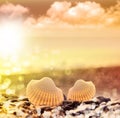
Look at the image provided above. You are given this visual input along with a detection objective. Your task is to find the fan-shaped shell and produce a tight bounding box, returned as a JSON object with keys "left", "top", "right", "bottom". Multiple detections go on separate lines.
{"left": 26, "top": 77, "right": 64, "bottom": 107}
{"left": 67, "top": 79, "right": 96, "bottom": 102}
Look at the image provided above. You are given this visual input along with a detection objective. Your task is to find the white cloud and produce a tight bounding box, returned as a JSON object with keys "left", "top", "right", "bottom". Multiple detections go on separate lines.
{"left": 47, "top": 1, "right": 105, "bottom": 25}
{"left": 0, "top": 3, "right": 29, "bottom": 20}
{"left": 47, "top": 1, "right": 71, "bottom": 19}
{"left": 45, "top": 1, "right": 120, "bottom": 27}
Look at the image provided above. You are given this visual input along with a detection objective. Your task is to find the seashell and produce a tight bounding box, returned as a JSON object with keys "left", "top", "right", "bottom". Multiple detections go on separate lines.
{"left": 67, "top": 79, "right": 96, "bottom": 102}
{"left": 26, "top": 77, "right": 64, "bottom": 107}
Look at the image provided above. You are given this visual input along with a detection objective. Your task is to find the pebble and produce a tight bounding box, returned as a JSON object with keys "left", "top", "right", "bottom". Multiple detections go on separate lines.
{"left": 97, "top": 96, "right": 111, "bottom": 103}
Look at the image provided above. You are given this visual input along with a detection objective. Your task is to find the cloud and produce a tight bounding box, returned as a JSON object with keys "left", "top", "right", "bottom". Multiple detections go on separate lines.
{"left": 0, "top": 1, "right": 120, "bottom": 28}
{"left": 44, "top": 1, "right": 120, "bottom": 28}
{"left": 0, "top": 3, "right": 29, "bottom": 20}
{"left": 24, "top": 17, "right": 36, "bottom": 26}
{"left": 47, "top": 1, "right": 105, "bottom": 25}
{"left": 105, "top": 1, "right": 120, "bottom": 26}
{"left": 47, "top": 1, "right": 71, "bottom": 19}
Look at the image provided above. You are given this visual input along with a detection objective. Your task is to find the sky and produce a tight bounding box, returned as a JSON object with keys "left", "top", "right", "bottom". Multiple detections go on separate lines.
{"left": 0, "top": 0, "right": 118, "bottom": 16}
{"left": 0, "top": 0, "right": 120, "bottom": 74}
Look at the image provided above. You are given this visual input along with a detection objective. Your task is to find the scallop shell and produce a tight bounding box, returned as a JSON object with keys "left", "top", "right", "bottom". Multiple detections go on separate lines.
{"left": 67, "top": 79, "right": 96, "bottom": 102}
{"left": 26, "top": 77, "right": 64, "bottom": 107}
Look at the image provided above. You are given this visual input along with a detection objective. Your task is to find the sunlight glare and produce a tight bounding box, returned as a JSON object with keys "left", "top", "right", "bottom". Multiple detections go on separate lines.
{"left": 0, "top": 22, "right": 23, "bottom": 56}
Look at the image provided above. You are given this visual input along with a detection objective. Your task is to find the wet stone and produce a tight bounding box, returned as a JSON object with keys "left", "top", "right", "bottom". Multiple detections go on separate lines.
{"left": 19, "top": 98, "right": 29, "bottom": 101}
{"left": 44, "top": 107, "right": 53, "bottom": 111}
{"left": 0, "top": 103, "right": 3, "bottom": 106}
{"left": 62, "top": 101, "right": 80, "bottom": 111}
{"left": 40, "top": 108, "right": 45, "bottom": 114}
{"left": 111, "top": 102, "right": 120, "bottom": 106}
{"left": 89, "top": 115, "right": 100, "bottom": 118}
{"left": 63, "top": 105, "right": 73, "bottom": 111}
{"left": 21, "top": 109, "right": 26, "bottom": 113}
{"left": 61, "top": 101, "right": 73, "bottom": 106}
{"left": 97, "top": 96, "right": 111, "bottom": 103}
{"left": 84, "top": 101, "right": 100, "bottom": 106}
{"left": 84, "top": 101, "right": 95, "bottom": 104}
{"left": 40, "top": 107, "right": 53, "bottom": 115}
{"left": 76, "top": 111, "right": 84, "bottom": 115}
{"left": 10, "top": 103, "right": 16, "bottom": 107}
{"left": 24, "top": 101, "right": 31, "bottom": 106}
{"left": 71, "top": 113, "right": 77, "bottom": 116}
{"left": 13, "top": 112, "right": 17, "bottom": 115}
{"left": 71, "top": 101, "right": 81, "bottom": 108}
{"left": 10, "top": 99, "right": 19, "bottom": 102}
{"left": 2, "top": 94, "right": 18, "bottom": 99}
{"left": 103, "top": 106, "right": 109, "bottom": 112}
{"left": 20, "top": 102, "right": 31, "bottom": 109}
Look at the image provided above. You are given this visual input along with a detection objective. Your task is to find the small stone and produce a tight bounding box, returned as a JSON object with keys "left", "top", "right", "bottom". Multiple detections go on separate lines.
{"left": 84, "top": 101, "right": 95, "bottom": 104}
{"left": 10, "top": 103, "right": 16, "bottom": 107}
{"left": 103, "top": 106, "right": 109, "bottom": 112}
{"left": 111, "top": 102, "right": 120, "bottom": 106}
{"left": 13, "top": 111, "right": 17, "bottom": 115}
{"left": 71, "top": 113, "right": 77, "bottom": 116}
{"left": 11, "top": 99, "right": 18, "bottom": 102}
{"left": 97, "top": 96, "right": 111, "bottom": 103}
{"left": 0, "top": 103, "right": 3, "bottom": 106}
{"left": 20, "top": 98, "right": 29, "bottom": 101}
{"left": 25, "top": 102, "right": 31, "bottom": 106}
{"left": 89, "top": 115, "right": 99, "bottom": 118}
{"left": 76, "top": 111, "right": 84, "bottom": 115}
{"left": 62, "top": 101, "right": 73, "bottom": 106}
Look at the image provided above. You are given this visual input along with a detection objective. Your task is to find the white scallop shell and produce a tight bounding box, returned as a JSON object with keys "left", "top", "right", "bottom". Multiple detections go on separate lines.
{"left": 26, "top": 77, "right": 64, "bottom": 106}
{"left": 67, "top": 79, "right": 96, "bottom": 101}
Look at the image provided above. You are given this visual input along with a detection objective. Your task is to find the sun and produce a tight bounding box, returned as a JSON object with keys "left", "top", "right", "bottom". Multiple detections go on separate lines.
{"left": 0, "top": 22, "right": 23, "bottom": 56}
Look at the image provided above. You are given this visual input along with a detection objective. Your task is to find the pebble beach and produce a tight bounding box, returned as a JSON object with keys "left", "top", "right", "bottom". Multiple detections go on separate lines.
{"left": 0, "top": 94, "right": 120, "bottom": 118}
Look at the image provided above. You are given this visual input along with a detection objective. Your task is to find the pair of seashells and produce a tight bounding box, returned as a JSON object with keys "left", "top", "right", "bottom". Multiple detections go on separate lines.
{"left": 26, "top": 77, "right": 96, "bottom": 107}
